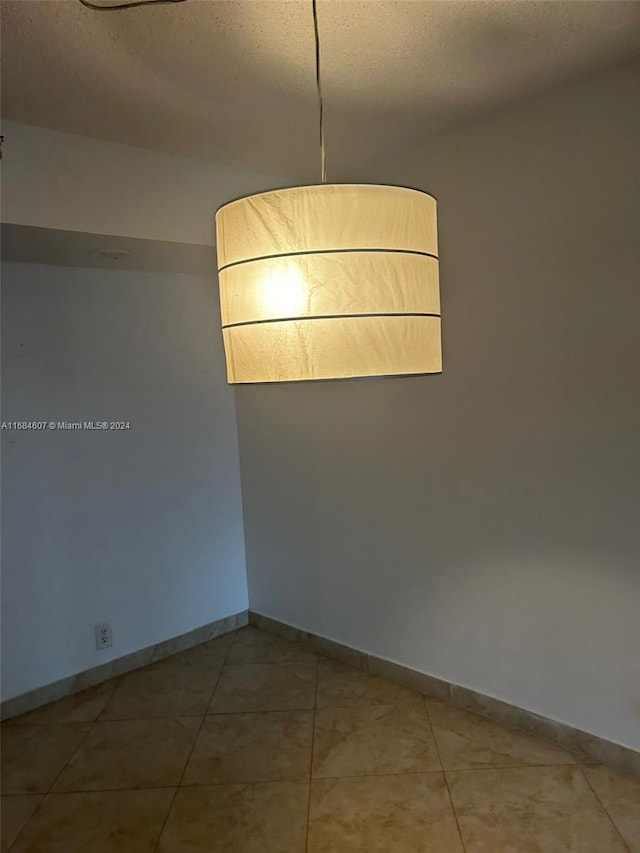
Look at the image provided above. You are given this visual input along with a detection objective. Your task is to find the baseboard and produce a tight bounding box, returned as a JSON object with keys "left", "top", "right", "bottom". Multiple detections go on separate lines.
{"left": 0, "top": 609, "right": 249, "bottom": 721}
{"left": 249, "top": 610, "right": 640, "bottom": 779}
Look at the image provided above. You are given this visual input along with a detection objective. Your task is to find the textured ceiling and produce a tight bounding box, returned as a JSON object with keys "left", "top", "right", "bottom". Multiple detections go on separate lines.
{"left": 2, "top": 0, "right": 640, "bottom": 180}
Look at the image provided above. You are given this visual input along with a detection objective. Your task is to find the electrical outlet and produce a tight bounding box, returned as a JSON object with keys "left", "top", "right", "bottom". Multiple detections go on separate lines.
{"left": 95, "top": 621, "right": 113, "bottom": 650}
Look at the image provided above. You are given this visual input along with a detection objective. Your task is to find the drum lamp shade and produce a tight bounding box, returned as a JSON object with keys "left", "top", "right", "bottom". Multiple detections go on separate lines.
{"left": 215, "top": 184, "right": 441, "bottom": 383}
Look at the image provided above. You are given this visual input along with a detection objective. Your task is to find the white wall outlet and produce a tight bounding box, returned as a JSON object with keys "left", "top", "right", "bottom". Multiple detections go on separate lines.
{"left": 95, "top": 621, "right": 113, "bottom": 650}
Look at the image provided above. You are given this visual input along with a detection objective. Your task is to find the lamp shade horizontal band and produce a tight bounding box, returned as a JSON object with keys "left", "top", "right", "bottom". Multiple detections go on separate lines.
{"left": 219, "top": 251, "right": 440, "bottom": 327}
{"left": 218, "top": 247, "right": 438, "bottom": 274}
{"left": 222, "top": 315, "right": 442, "bottom": 383}
{"left": 215, "top": 184, "right": 438, "bottom": 268}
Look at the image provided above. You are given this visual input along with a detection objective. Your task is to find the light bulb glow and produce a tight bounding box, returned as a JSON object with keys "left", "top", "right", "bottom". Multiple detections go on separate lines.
{"left": 258, "top": 264, "right": 308, "bottom": 318}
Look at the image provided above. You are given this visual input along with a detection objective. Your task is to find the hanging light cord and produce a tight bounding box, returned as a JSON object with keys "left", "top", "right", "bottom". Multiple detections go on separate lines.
{"left": 80, "top": 0, "right": 325, "bottom": 179}
{"left": 312, "top": 0, "right": 327, "bottom": 183}
{"left": 78, "top": 0, "right": 186, "bottom": 11}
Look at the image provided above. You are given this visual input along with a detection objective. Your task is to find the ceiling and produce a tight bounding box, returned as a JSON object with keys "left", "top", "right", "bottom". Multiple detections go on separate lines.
{"left": 2, "top": 0, "right": 640, "bottom": 181}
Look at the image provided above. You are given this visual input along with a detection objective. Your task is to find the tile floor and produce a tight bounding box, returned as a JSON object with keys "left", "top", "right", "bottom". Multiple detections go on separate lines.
{"left": 2, "top": 626, "right": 639, "bottom": 852}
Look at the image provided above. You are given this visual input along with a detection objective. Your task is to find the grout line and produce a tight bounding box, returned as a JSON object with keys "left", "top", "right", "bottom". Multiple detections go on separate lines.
{"left": 12, "top": 784, "right": 178, "bottom": 796}
{"left": 440, "top": 763, "right": 586, "bottom": 774}
{"left": 7, "top": 699, "right": 415, "bottom": 724}
{"left": 5, "top": 793, "right": 45, "bottom": 853}
{"left": 0, "top": 793, "right": 47, "bottom": 799}
{"left": 221, "top": 655, "right": 317, "bottom": 666}
{"left": 221, "top": 658, "right": 317, "bottom": 666}
{"left": 304, "top": 655, "right": 320, "bottom": 853}
{"left": 150, "top": 634, "right": 236, "bottom": 853}
{"left": 97, "top": 671, "right": 135, "bottom": 723}
{"left": 309, "top": 769, "right": 448, "bottom": 781}
{"left": 98, "top": 712, "right": 211, "bottom": 722}
{"left": 4, "top": 760, "right": 614, "bottom": 799}
{"left": 41, "top": 705, "right": 320, "bottom": 727}
{"left": 29, "top": 771, "right": 448, "bottom": 796}
{"left": 205, "top": 705, "right": 315, "bottom": 715}
{"left": 50, "top": 721, "right": 103, "bottom": 788}
{"left": 424, "top": 696, "right": 468, "bottom": 853}
{"left": 579, "top": 766, "right": 632, "bottom": 852}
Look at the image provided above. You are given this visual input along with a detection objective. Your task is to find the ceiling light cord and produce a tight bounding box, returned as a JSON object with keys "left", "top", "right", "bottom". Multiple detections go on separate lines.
{"left": 80, "top": 0, "right": 324, "bottom": 178}
{"left": 78, "top": 0, "right": 186, "bottom": 11}
{"left": 312, "top": 0, "right": 327, "bottom": 183}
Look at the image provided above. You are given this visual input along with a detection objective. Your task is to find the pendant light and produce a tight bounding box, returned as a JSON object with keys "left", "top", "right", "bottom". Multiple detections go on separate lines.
{"left": 218, "top": 1, "right": 440, "bottom": 383}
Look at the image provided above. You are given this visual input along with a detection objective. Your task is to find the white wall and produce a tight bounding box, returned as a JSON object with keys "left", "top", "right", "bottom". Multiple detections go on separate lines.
{"left": 1, "top": 121, "right": 284, "bottom": 245}
{"left": 1, "top": 261, "right": 248, "bottom": 701}
{"left": 235, "top": 63, "right": 640, "bottom": 749}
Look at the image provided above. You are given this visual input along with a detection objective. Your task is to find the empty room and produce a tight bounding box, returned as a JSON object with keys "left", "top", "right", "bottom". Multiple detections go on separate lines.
{"left": 1, "top": 0, "right": 639, "bottom": 850}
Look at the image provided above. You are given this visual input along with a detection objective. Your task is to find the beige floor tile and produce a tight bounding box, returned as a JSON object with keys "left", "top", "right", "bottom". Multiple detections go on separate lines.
{"left": 1, "top": 795, "right": 42, "bottom": 852}
{"left": 584, "top": 765, "right": 640, "bottom": 852}
{"left": 5, "top": 683, "right": 118, "bottom": 727}
{"left": 9, "top": 788, "right": 174, "bottom": 853}
{"left": 316, "top": 659, "right": 424, "bottom": 710}
{"left": 1, "top": 724, "right": 90, "bottom": 794}
{"left": 156, "top": 781, "right": 309, "bottom": 852}
{"left": 209, "top": 662, "right": 316, "bottom": 713}
{"left": 308, "top": 773, "right": 464, "bottom": 852}
{"left": 182, "top": 710, "right": 313, "bottom": 784}
{"left": 428, "top": 701, "right": 575, "bottom": 770}
{"left": 54, "top": 717, "right": 200, "bottom": 791}
{"left": 101, "top": 662, "right": 220, "bottom": 719}
{"left": 312, "top": 703, "right": 441, "bottom": 778}
{"left": 448, "top": 765, "right": 628, "bottom": 852}
{"left": 227, "top": 627, "right": 317, "bottom": 665}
